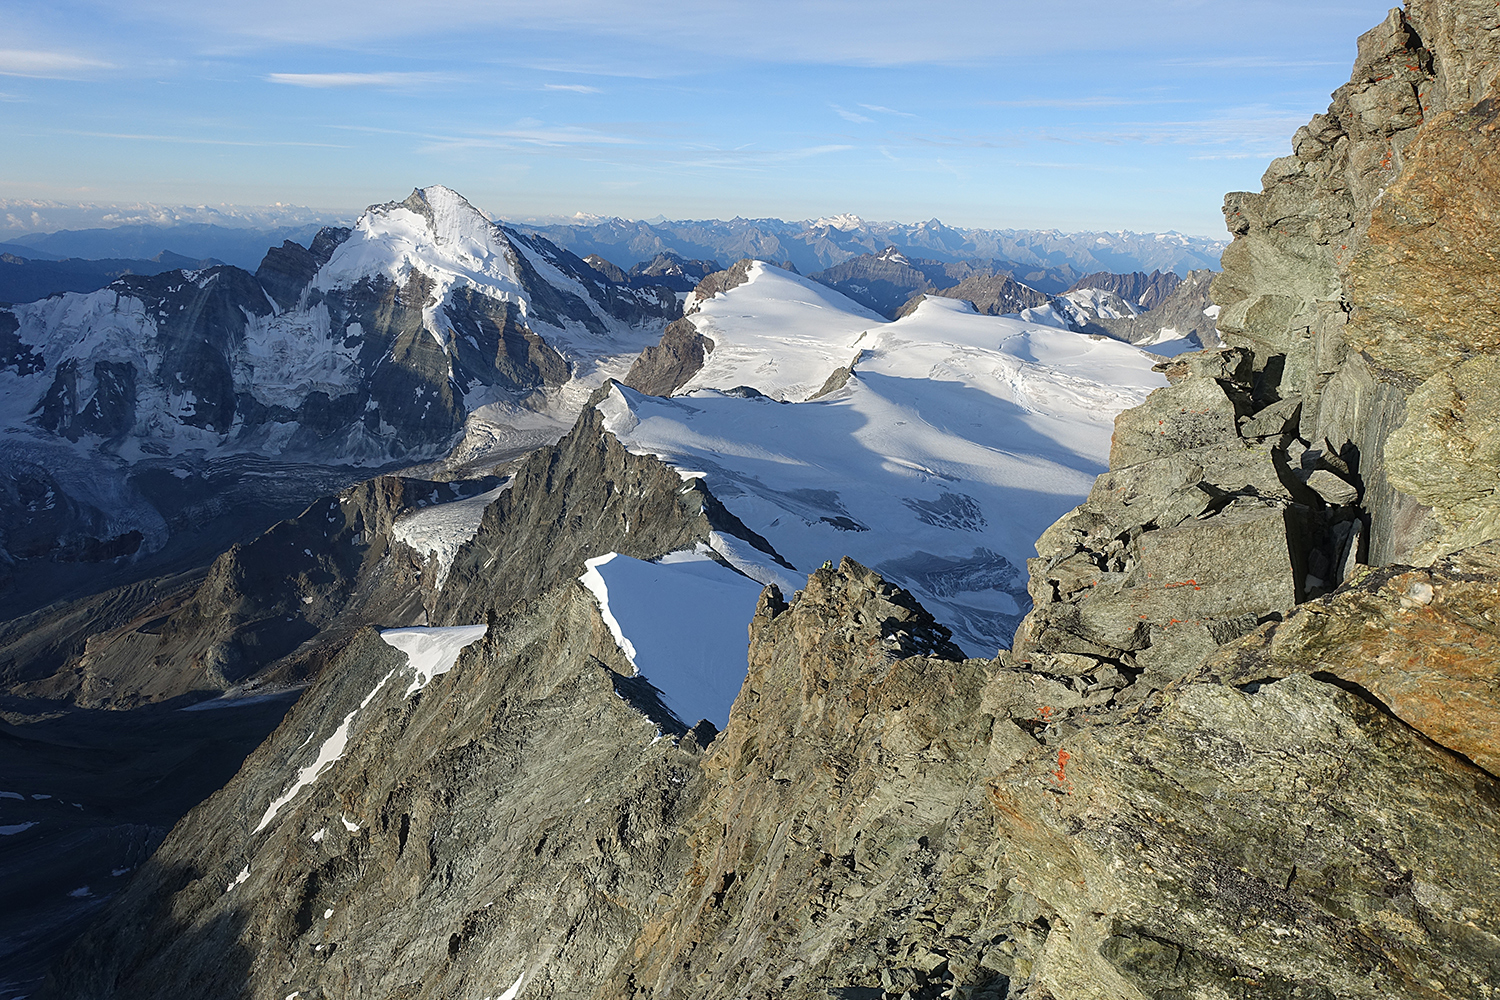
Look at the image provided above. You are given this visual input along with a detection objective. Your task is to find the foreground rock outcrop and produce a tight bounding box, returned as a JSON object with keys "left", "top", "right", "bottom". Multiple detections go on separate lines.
{"left": 1212, "top": 1, "right": 1500, "bottom": 566}
{"left": 602, "top": 557, "right": 1500, "bottom": 1000}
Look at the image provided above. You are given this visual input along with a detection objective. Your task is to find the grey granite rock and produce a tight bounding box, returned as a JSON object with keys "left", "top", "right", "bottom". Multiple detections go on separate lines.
{"left": 622, "top": 317, "right": 715, "bottom": 397}
{"left": 1108, "top": 376, "right": 1245, "bottom": 470}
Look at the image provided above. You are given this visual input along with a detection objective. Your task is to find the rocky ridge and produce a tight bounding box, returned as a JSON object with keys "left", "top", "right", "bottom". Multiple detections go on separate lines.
{"left": 37, "top": 383, "right": 761, "bottom": 1000}
{"left": 1212, "top": 1, "right": 1500, "bottom": 566}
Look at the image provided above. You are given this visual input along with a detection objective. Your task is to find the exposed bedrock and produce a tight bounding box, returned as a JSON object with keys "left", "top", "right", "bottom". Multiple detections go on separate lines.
{"left": 622, "top": 317, "right": 715, "bottom": 398}
{"left": 1212, "top": 0, "right": 1500, "bottom": 566}
{"left": 599, "top": 556, "right": 1500, "bottom": 1000}
{"left": 38, "top": 384, "right": 765, "bottom": 1000}
{"left": 0, "top": 473, "right": 486, "bottom": 709}
{"left": 431, "top": 384, "right": 785, "bottom": 627}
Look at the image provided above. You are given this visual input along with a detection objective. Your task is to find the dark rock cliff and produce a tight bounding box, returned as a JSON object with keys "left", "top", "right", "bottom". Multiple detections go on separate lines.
{"left": 622, "top": 318, "right": 715, "bottom": 398}
{"left": 1067, "top": 270, "right": 1181, "bottom": 312}
{"left": 1, "top": 474, "right": 501, "bottom": 709}
{"left": 600, "top": 556, "right": 1500, "bottom": 1000}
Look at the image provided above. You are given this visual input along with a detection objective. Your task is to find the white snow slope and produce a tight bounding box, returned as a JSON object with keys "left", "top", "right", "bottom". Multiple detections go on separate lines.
{"left": 678, "top": 261, "right": 885, "bottom": 401}
{"left": 597, "top": 267, "right": 1167, "bottom": 656}
{"left": 580, "top": 548, "right": 764, "bottom": 728}
{"left": 391, "top": 485, "right": 507, "bottom": 588}
{"left": 379, "top": 624, "right": 490, "bottom": 698}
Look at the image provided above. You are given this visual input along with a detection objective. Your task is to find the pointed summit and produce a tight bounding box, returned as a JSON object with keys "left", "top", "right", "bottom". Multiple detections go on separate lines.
{"left": 395, "top": 185, "right": 504, "bottom": 255}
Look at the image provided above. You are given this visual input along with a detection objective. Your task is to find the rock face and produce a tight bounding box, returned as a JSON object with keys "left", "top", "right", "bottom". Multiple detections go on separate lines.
{"left": 0, "top": 474, "right": 495, "bottom": 708}
{"left": 36, "top": 386, "right": 749, "bottom": 1000}
{"left": 628, "top": 252, "right": 724, "bottom": 292}
{"left": 1212, "top": 0, "right": 1500, "bottom": 565}
{"left": 622, "top": 318, "right": 715, "bottom": 397}
{"left": 599, "top": 558, "right": 1500, "bottom": 1000}
{"left": 929, "top": 272, "right": 1050, "bottom": 317}
{"left": 1055, "top": 269, "right": 1220, "bottom": 350}
{"left": 1067, "top": 270, "right": 1182, "bottom": 311}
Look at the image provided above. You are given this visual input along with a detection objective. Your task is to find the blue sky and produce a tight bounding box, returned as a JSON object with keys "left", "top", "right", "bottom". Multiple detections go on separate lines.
{"left": 1, "top": 1, "right": 1394, "bottom": 236}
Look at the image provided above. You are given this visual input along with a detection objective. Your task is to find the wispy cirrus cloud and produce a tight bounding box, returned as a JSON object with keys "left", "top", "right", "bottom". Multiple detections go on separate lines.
{"left": 0, "top": 49, "right": 113, "bottom": 79}
{"left": 986, "top": 96, "right": 1194, "bottom": 109}
{"left": 859, "top": 103, "right": 916, "bottom": 118}
{"left": 833, "top": 105, "right": 874, "bottom": 124}
{"left": 544, "top": 83, "right": 601, "bottom": 93}
{"left": 1163, "top": 55, "right": 1343, "bottom": 69}
{"left": 53, "top": 129, "right": 347, "bottom": 148}
{"left": 266, "top": 71, "right": 452, "bottom": 89}
{"left": 415, "top": 120, "right": 637, "bottom": 152}
{"left": 667, "top": 143, "right": 854, "bottom": 171}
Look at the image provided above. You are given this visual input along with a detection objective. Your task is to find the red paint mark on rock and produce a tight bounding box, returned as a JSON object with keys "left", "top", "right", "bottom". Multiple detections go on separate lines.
{"left": 1053, "top": 749, "right": 1072, "bottom": 791}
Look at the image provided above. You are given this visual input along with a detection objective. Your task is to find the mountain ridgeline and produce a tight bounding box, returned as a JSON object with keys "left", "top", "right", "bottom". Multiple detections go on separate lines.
{"left": 9, "top": 2, "right": 1500, "bottom": 996}
{"left": 0, "top": 187, "right": 684, "bottom": 620}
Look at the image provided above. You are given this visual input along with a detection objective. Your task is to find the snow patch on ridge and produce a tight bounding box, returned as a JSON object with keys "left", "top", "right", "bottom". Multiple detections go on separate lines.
{"left": 253, "top": 666, "right": 398, "bottom": 833}
{"left": 379, "top": 624, "right": 489, "bottom": 698}
{"left": 578, "top": 548, "right": 764, "bottom": 728}
{"left": 391, "top": 486, "right": 507, "bottom": 588}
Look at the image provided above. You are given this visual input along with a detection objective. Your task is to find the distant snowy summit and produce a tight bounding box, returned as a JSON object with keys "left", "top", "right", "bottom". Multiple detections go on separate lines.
{"left": 2, "top": 185, "right": 679, "bottom": 469}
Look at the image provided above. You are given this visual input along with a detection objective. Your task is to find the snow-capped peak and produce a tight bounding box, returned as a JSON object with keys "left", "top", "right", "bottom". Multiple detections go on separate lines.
{"left": 401, "top": 185, "right": 505, "bottom": 255}
{"left": 814, "top": 213, "right": 864, "bottom": 231}
{"left": 312, "top": 186, "right": 526, "bottom": 346}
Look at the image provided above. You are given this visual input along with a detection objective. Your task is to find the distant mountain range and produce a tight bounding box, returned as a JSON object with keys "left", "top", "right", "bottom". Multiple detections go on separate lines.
{"left": 4, "top": 223, "right": 330, "bottom": 271}
{"left": 512, "top": 214, "right": 1226, "bottom": 280}
{"left": 0, "top": 249, "right": 223, "bottom": 304}
{"left": 0, "top": 213, "right": 1225, "bottom": 286}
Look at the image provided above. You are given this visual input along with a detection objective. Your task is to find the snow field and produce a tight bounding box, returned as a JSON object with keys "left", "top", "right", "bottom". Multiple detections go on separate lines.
{"left": 379, "top": 624, "right": 490, "bottom": 698}
{"left": 597, "top": 290, "right": 1167, "bottom": 655}
{"left": 579, "top": 548, "right": 765, "bottom": 728}
{"left": 679, "top": 262, "right": 884, "bottom": 401}
{"left": 391, "top": 487, "right": 506, "bottom": 588}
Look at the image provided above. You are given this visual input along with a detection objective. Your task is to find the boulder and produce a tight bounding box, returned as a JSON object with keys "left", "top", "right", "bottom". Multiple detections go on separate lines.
{"left": 1202, "top": 540, "right": 1500, "bottom": 777}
